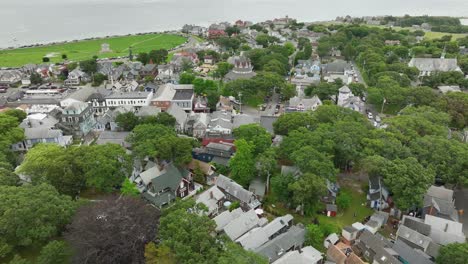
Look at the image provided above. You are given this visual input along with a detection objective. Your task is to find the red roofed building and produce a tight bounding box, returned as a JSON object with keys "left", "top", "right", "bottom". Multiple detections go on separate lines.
{"left": 208, "top": 29, "right": 227, "bottom": 39}
{"left": 201, "top": 138, "right": 235, "bottom": 148}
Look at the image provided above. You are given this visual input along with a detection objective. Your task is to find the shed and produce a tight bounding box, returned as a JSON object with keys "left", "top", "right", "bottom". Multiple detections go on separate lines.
{"left": 326, "top": 204, "right": 337, "bottom": 217}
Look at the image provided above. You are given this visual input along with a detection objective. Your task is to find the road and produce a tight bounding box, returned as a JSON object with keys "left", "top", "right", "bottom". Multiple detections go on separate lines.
{"left": 241, "top": 93, "right": 281, "bottom": 118}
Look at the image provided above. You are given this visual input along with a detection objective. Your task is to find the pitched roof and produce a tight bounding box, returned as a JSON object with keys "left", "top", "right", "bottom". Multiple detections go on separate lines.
{"left": 64, "top": 87, "right": 97, "bottom": 102}
{"left": 167, "top": 104, "right": 188, "bottom": 126}
{"left": 214, "top": 208, "right": 244, "bottom": 231}
{"left": 408, "top": 58, "right": 460, "bottom": 72}
{"left": 254, "top": 225, "right": 306, "bottom": 263}
{"left": 392, "top": 239, "right": 434, "bottom": 264}
{"left": 149, "top": 163, "right": 190, "bottom": 194}
{"left": 358, "top": 230, "right": 401, "bottom": 264}
{"left": 206, "top": 142, "right": 234, "bottom": 151}
{"left": 106, "top": 91, "right": 151, "bottom": 99}
{"left": 135, "top": 106, "right": 161, "bottom": 117}
{"left": 233, "top": 114, "right": 257, "bottom": 129}
{"left": 216, "top": 175, "right": 255, "bottom": 205}
{"left": 273, "top": 246, "right": 323, "bottom": 264}
{"left": 237, "top": 214, "right": 293, "bottom": 250}
{"left": 402, "top": 215, "right": 431, "bottom": 236}
{"left": 195, "top": 185, "right": 225, "bottom": 215}
{"left": 223, "top": 209, "right": 263, "bottom": 240}
{"left": 172, "top": 89, "right": 194, "bottom": 100}
{"left": 139, "top": 165, "right": 164, "bottom": 186}
{"left": 24, "top": 127, "right": 62, "bottom": 139}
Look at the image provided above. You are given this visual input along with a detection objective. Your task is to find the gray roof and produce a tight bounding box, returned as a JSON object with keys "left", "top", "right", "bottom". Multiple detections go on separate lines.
{"left": 396, "top": 225, "right": 433, "bottom": 251}
{"left": 358, "top": 230, "right": 401, "bottom": 264}
{"left": 237, "top": 214, "right": 293, "bottom": 250}
{"left": 323, "top": 59, "right": 351, "bottom": 74}
{"left": 423, "top": 185, "right": 457, "bottom": 221}
{"left": 64, "top": 87, "right": 98, "bottom": 102}
{"left": 216, "top": 175, "right": 255, "bottom": 205}
{"left": 206, "top": 142, "right": 234, "bottom": 151}
{"left": 254, "top": 225, "right": 306, "bottom": 263}
{"left": 24, "top": 127, "right": 62, "bottom": 139}
{"left": 288, "top": 96, "right": 322, "bottom": 110}
{"left": 135, "top": 106, "right": 161, "bottom": 117}
{"left": 223, "top": 209, "right": 263, "bottom": 241}
{"left": 392, "top": 240, "right": 434, "bottom": 264}
{"left": 214, "top": 208, "right": 244, "bottom": 231}
{"left": 148, "top": 163, "right": 190, "bottom": 194}
{"left": 408, "top": 58, "right": 460, "bottom": 72}
{"left": 167, "top": 104, "right": 188, "bottom": 126}
{"left": 172, "top": 89, "right": 194, "bottom": 100}
{"left": 195, "top": 185, "right": 225, "bottom": 215}
{"left": 272, "top": 246, "right": 323, "bottom": 264}
{"left": 424, "top": 215, "right": 466, "bottom": 245}
{"left": 402, "top": 216, "right": 431, "bottom": 236}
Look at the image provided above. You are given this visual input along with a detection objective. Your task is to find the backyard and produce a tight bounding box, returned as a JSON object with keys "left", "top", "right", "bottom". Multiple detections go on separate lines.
{"left": 0, "top": 33, "right": 186, "bottom": 67}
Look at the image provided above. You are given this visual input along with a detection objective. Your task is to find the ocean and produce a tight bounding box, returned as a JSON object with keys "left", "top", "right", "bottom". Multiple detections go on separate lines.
{"left": 0, "top": 0, "right": 467, "bottom": 48}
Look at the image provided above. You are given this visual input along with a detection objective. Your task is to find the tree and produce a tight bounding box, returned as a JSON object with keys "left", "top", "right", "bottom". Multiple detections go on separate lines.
{"left": 140, "top": 112, "right": 176, "bottom": 128}
{"left": 193, "top": 161, "right": 206, "bottom": 184}
{"left": 280, "top": 84, "right": 296, "bottom": 100}
{"left": 159, "top": 199, "right": 221, "bottom": 264}
{"left": 256, "top": 148, "right": 277, "bottom": 193}
{"left": 8, "top": 255, "right": 30, "bottom": 264}
{"left": 233, "top": 124, "right": 271, "bottom": 155}
{"left": 436, "top": 243, "right": 468, "bottom": 264}
{"left": 66, "top": 196, "right": 159, "bottom": 264}
{"left": 382, "top": 157, "right": 435, "bottom": 210}
{"left": 179, "top": 72, "right": 196, "bottom": 84}
{"left": 225, "top": 26, "right": 240, "bottom": 36}
{"left": 81, "top": 144, "right": 133, "bottom": 192}
{"left": 115, "top": 112, "right": 139, "bottom": 131}
{"left": 305, "top": 224, "right": 324, "bottom": 250}
{"left": 42, "top": 57, "right": 50, "bottom": 62}
{"left": 149, "top": 49, "right": 168, "bottom": 64}
{"left": 145, "top": 243, "right": 176, "bottom": 264}
{"left": 120, "top": 177, "right": 140, "bottom": 197}
{"left": 289, "top": 173, "right": 327, "bottom": 215}
{"left": 0, "top": 184, "right": 76, "bottom": 257}
{"left": 37, "top": 241, "right": 70, "bottom": 264}
{"left": 29, "top": 72, "right": 43, "bottom": 85}
{"left": 256, "top": 34, "right": 279, "bottom": 47}
{"left": 0, "top": 168, "right": 20, "bottom": 186}
{"left": 283, "top": 42, "right": 296, "bottom": 55}
{"left": 273, "top": 112, "right": 316, "bottom": 135}
{"left": 229, "top": 139, "right": 256, "bottom": 187}
{"left": 218, "top": 242, "right": 268, "bottom": 264}
{"left": 214, "top": 62, "right": 233, "bottom": 79}
{"left": 92, "top": 72, "right": 107, "bottom": 86}
{"left": 17, "top": 144, "right": 86, "bottom": 197}
{"left": 291, "top": 146, "right": 337, "bottom": 181}
{"left": 61, "top": 54, "right": 67, "bottom": 60}
{"left": 80, "top": 58, "right": 98, "bottom": 74}
{"left": 270, "top": 173, "right": 295, "bottom": 202}
{"left": 2, "top": 109, "right": 26, "bottom": 123}
{"left": 336, "top": 190, "right": 352, "bottom": 210}
{"left": 137, "top": 52, "right": 150, "bottom": 64}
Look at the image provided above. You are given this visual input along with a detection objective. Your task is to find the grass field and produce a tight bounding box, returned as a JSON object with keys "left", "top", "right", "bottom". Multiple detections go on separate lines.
{"left": 0, "top": 33, "right": 187, "bottom": 67}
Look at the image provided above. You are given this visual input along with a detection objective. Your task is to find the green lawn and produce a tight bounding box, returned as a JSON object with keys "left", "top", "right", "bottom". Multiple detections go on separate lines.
{"left": 424, "top": 31, "right": 468, "bottom": 40}
{"left": 0, "top": 34, "right": 187, "bottom": 67}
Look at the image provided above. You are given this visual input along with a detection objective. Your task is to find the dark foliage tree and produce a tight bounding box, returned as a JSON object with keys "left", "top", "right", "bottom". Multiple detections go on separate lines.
{"left": 65, "top": 196, "right": 160, "bottom": 264}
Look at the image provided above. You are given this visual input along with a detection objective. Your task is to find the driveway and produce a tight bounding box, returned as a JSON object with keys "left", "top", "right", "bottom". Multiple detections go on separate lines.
{"left": 454, "top": 188, "right": 468, "bottom": 236}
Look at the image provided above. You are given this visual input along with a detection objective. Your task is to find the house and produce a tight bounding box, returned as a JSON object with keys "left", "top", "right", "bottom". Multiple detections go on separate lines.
{"left": 157, "top": 64, "right": 176, "bottom": 81}
{"left": 385, "top": 40, "right": 401, "bottom": 46}
{"left": 323, "top": 60, "right": 353, "bottom": 84}
{"left": 105, "top": 91, "right": 153, "bottom": 111}
{"left": 135, "top": 106, "right": 161, "bottom": 118}
{"left": 208, "top": 29, "right": 227, "bottom": 39}
{"left": 364, "top": 211, "right": 389, "bottom": 234}
{"left": 216, "top": 175, "right": 261, "bottom": 210}
{"left": 423, "top": 185, "right": 458, "bottom": 222}
{"left": 254, "top": 225, "right": 306, "bottom": 263}
{"left": 223, "top": 209, "right": 266, "bottom": 241}
{"left": 142, "top": 163, "right": 194, "bottom": 208}
{"left": 342, "top": 225, "right": 360, "bottom": 242}
{"left": 64, "top": 68, "right": 89, "bottom": 86}
{"left": 287, "top": 96, "right": 322, "bottom": 112}
{"left": 224, "top": 55, "right": 256, "bottom": 82}
{"left": 95, "top": 105, "right": 131, "bottom": 131}
{"left": 0, "top": 70, "right": 22, "bottom": 85}
{"left": 326, "top": 204, "right": 338, "bottom": 217}
{"left": 60, "top": 87, "right": 98, "bottom": 108}
{"left": 324, "top": 233, "right": 339, "bottom": 249}
{"left": 273, "top": 246, "right": 323, "bottom": 264}
{"left": 166, "top": 104, "right": 188, "bottom": 132}
{"left": 95, "top": 131, "right": 130, "bottom": 148}
{"left": 216, "top": 96, "right": 234, "bottom": 111}
{"left": 188, "top": 159, "right": 216, "bottom": 185}
{"left": 87, "top": 88, "right": 113, "bottom": 116}
{"left": 368, "top": 175, "right": 390, "bottom": 210}
{"left": 392, "top": 239, "right": 434, "bottom": 264}
{"left": 58, "top": 102, "right": 96, "bottom": 137}
{"left": 290, "top": 76, "right": 319, "bottom": 94}
{"left": 395, "top": 225, "right": 440, "bottom": 259}
{"left": 195, "top": 185, "right": 225, "bottom": 216}
{"left": 13, "top": 113, "right": 72, "bottom": 151}
{"left": 186, "top": 112, "right": 209, "bottom": 138}
{"left": 249, "top": 177, "right": 266, "bottom": 200}
{"left": 171, "top": 51, "right": 199, "bottom": 66}
{"left": 171, "top": 86, "right": 194, "bottom": 111}
{"left": 327, "top": 242, "right": 365, "bottom": 264}
{"left": 140, "top": 63, "right": 158, "bottom": 78}
{"left": 408, "top": 58, "right": 462, "bottom": 77}
{"left": 193, "top": 96, "right": 209, "bottom": 113}
{"left": 214, "top": 208, "right": 244, "bottom": 232}
{"left": 355, "top": 230, "right": 401, "bottom": 264}
{"left": 337, "top": 86, "right": 365, "bottom": 113}
{"left": 207, "top": 111, "right": 233, "bottom": 136}
{"left": 236, "top": 214, "right": 293, "bottom": 250}
{"left": 192, "top": 141, "right": 235, "bottom": 166}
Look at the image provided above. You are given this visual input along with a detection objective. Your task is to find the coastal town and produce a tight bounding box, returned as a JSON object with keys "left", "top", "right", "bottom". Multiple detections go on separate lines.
{"left": 0, "top": 14, "right": 467, "bottom": 264}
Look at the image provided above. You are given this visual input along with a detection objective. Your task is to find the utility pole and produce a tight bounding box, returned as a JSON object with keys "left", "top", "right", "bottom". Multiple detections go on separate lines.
{"left": 238, "top": 92, "right": 242, "bottom": 114}
{"left": 381, "top": 97, "right": 386, "bottom": 113}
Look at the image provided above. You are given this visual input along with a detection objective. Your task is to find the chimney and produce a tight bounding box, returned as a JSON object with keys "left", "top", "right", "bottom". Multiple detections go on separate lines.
{"left": 210, "top": 191, "right": 214, "bottom": 199}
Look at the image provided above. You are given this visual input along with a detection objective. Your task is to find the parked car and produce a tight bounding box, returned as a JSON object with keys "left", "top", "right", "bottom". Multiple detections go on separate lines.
{"left": 0, "top": 87, "right": 7, "bottom": 93}
{"left": 367, "top": 112, "right": 373, "bottom": 119}
{"left": 375, "top": 115, "right": 381, "bottom": 123}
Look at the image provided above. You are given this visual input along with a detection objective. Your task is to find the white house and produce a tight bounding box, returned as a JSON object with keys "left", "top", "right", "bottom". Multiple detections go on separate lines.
{"left": 105, "top": 91, "right": 153, "bottom": 111}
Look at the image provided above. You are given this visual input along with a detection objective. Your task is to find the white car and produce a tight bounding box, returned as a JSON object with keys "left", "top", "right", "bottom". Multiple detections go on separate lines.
{"left": 373, "top": 121, "right": 379, "bottom": 127}
{"left": 367, "top": 112, "right": 373, "bottom": 119}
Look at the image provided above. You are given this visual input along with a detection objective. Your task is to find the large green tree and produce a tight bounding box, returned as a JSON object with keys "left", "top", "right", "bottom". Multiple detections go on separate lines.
{"left": 289, "top": 173, "right": 327, "bottom": 215}
{"left": 0, "top": 184, "right": 76, "bottom": 257}
{"left": 37, "top": 241, "right": 71, "bottom": 264}
{"left": 436, "top": 243, "right": 468, "bottom": 264}
{"left": 229, "top": 139, "right": 256, "bottom": 187}
{"left": 233, "top": 124, "right": 271, "bottom": 155}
